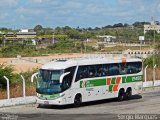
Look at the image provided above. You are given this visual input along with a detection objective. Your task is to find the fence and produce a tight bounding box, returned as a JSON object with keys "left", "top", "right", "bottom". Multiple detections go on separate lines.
{"left": 0, "top": 75, "right": 36, "bottom": 107}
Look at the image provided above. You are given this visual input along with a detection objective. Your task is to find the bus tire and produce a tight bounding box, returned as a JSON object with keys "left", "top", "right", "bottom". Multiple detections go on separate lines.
{"left": 74, "top": 94, "right": 82, "bottom": 107}
{"left": 118, "top": 89, "right": 125, "bottom": 101}
{"left": 126, "top": 88, "right": 132, "bottom": 100}
{"left": 37, "top": 104, "right": 43, "bottom": 108}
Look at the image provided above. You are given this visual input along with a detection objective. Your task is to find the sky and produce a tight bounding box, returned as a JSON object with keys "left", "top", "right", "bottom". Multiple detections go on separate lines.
{"left": 0, "top": 0, "right": 160, "bottom": 29}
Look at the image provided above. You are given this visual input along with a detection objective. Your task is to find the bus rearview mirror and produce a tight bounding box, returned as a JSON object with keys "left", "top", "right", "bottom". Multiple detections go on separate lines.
{"left": 60, "top": 72, "right": 70, "bottom": 83}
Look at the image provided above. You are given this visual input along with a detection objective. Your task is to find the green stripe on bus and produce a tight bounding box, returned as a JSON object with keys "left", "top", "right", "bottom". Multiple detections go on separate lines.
{"left": 122, "top": 76, "right": 126, "bottom": 83}
{"left": 80, "top": 75, "right": 142, "bottom": 88}
{"left": 109, "top": 85, "right": 113, "bottom": 92}
{"left": 85, "top": 79, "right": 106, "bottom": 87}
{"left": 111, "top": 78, "right": 116, "bottom": 84}
{"left": 50, "top": 94, "right": 60, "bottom": 98}
{"left": 126, "top": 76, "right": 133, "bottom": 82}
{"left": 80, "top": 81, "right": 83, "bottom": 88}
{"left": 125, "top": 76, "right": 142, "bottom": 83}
{"left": 40, "top": 93, "right": 60, "bottom": 99}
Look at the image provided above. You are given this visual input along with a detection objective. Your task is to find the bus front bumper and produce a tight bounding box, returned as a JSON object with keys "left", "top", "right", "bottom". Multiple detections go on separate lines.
{"left": 36, "top": 97, "right": 63, "bottom": 105}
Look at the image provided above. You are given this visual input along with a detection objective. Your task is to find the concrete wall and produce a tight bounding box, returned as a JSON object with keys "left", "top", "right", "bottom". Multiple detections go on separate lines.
{"left": 0, "top": 96, "right": 36, "bottom": 108}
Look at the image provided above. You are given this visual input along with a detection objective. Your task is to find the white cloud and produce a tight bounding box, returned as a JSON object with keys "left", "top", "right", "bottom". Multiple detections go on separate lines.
{"left": 0, "top": 0, "right": 18, "bottom": 7}
{"left": 32, "top": 0, "right": 43, "bottom": 3}
{"left": 0, "top": 13, "right": 8, "bottom": 20}
{"left": 31, "top": 0, "right": 53, "bottom": 4}
{"left": 16, "top": 6, "right": 44, "bottom": 15}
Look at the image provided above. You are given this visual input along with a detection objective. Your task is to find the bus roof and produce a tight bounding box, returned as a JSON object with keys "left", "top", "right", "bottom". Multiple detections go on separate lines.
{"left": 41, "top": 57, "right": 142, "bottom": 70}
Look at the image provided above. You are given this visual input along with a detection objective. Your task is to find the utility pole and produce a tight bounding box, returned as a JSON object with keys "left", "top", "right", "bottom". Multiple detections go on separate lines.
{"left": 3, "top": 38, "right": 5, "bottom": 48}
{"left": 81, "top": 40, "right": 83, "bottom": 54}
{"left": 151, "top": 17, "right": 156, "bottom": 81}
{"left": 52, "top": 34, "right": 55, "bottom": 44}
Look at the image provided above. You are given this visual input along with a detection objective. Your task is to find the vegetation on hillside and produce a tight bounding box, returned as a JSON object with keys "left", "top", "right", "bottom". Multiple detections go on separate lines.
{"left": 0, "top": 21, "right": 159, "bottom": 57}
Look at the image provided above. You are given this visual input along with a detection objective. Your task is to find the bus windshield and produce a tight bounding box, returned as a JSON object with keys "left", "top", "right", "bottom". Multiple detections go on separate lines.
{"left": 36, "top": 69, "right": 64, "bottom": 94}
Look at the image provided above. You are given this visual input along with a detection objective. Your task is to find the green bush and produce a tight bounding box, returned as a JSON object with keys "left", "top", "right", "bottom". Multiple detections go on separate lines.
{"left": 0, "top": 65, "right": 16, "bottom": 88}
{"left": 47, "top": 39, "right": 78, "bottom": 53}
{"left": 1, "top": 44, "right": 46, "bottom": 57}
{"left": 143, "top": 55, "right": 160, "bottom": 68}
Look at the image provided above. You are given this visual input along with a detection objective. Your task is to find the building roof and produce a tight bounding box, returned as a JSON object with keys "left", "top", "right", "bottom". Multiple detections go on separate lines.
{"left": 7, "top": 32, "right": 14, "bottom": 35}
{"left": 16, "top": 32, "right": 36, "bottom": 35}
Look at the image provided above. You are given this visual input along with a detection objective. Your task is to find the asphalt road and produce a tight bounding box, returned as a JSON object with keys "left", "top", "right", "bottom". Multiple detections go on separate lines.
{"left": 0, "top": 89, "right": 160, "bottom": 120}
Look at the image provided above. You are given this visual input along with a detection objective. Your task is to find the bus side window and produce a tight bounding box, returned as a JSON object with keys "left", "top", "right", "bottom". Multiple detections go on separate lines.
{"left": 62, "top": 74, "right": 70, "bottom": 91}
{"left": 127, "top": 63, "right": 133, "bottom": 74}
{"left": 109, "top": 63, "right": 120, "bottom": 76}
{"left": 114, "top": 63, "right": 120, "bottom": 75}
{"left": 63, "top": 66, "right": 76, "bottom": 89}
{"left": 96, "top": 65, "right": 103, "bottom": 77}
{"left": 101, "top": 64, "right": 109, "bottom": 76}
{"left": 132, "top": 62, "right": 142, "bottom": 73}
{"left": 88, "top": 65, "right": 96, "bottom": 78}
{"left": 126, "top": 62, "right": 135, "bottom": 74}
{"left": 137, "top": 62, "right": 142, "bottom": 72}
{"left": 75, "top": 66, "right": 86, "bottom": 82}
{"left": 120, "top": 63, "right": 127, "bottom": 75}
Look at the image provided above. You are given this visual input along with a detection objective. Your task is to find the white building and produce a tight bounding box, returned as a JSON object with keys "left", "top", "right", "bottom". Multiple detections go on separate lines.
{"left": 20, "top": 29, "right": 29, "bottom": 33}
{"left": 97, "top": 35, "right": 116, "bottom": 42}
{"left": 144, "top": 21, "right": 160, "bottom": 34}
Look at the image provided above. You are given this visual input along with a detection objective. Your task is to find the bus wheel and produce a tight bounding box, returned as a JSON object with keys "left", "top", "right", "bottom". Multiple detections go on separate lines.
{"left": 37, "top": 104, "right": 43, "bottom": 108}
{"left": 74, "top": 94, "right": 82, "bottom": 107}
{"left": 118, "top": 89, "right": 125, "bottom": 101}
{"left": 126, "top": 88, "right": 132, "bottom": 100}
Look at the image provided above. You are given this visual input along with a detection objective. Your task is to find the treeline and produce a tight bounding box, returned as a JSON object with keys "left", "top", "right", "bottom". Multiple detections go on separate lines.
{"left": 0, "top": 20, "right": 160, "bottom": 45}
{"left": 0, "top": 21, "right": 151, "bottom": 32}
{"left": 31, "top": 22, "right": 147, "bottom": 41}
{"left": 0, "top": 21, "right": 154, "bottom": 38}
{"left": 0, "top": 21, "right": 159, "bottom": 43}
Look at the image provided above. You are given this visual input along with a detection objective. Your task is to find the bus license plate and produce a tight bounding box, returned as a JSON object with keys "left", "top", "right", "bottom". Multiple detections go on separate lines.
{"left": 44, "top": 101, "right": 49, "bottom": 104}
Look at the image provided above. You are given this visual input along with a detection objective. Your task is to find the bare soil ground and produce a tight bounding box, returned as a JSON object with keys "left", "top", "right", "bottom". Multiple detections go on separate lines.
{"left": 0, "top": 53, "right": 82, "bottom": 73}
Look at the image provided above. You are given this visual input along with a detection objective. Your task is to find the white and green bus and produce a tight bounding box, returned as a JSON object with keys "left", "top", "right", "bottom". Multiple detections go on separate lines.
{"left": 34, "top": 57, "right": 143, "bottom": 107}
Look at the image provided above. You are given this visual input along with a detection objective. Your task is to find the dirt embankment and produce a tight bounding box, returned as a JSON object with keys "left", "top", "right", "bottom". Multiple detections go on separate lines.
{"left": 0, "top": 53, "right": 82, "bottom": 73}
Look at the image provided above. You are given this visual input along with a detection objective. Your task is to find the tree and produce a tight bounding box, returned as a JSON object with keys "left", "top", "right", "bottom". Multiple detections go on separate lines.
{"left": 124, "top": 23, "right": 130, "bottom": 27}
{"left": 34, "top": 25, "right": 43, "bottom": 32}
{"left": 145, "top": 30, "right": 158, "bottom": 41}
{"left": 132, "top": 21, "right": 150, "bottom": 28}
{"left": 34, "top": 25, "right": 44, "bottom": 35}
{"left": 113, "top": 23, "right": 123, "bottom": 28}
{"left": 44, "top": 27, "right": 53, "bottom": 35}
{"left": 0, "top": 65, "right": 14, "bottom": 88}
